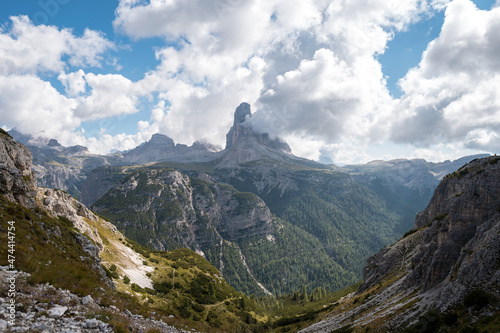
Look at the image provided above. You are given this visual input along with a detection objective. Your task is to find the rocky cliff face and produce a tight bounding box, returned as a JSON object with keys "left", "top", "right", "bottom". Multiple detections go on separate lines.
{"left": 0, "top": 130, "right": 37, "bottom": 208}
{"left": 217, "top": 103, "right": 296, "bottom": 168}
{"left": 225, "top": 102, "right": 253, "bottom": 150}
{"left": 408, "top": 157, "right": 500, "bottom": 291}
{"left": 91, "top": 168, "right": 288, "bottom": 295}
{"left": 302, "top": 156, "right": 500, "bottom": 332}
{"left": 37, "top": 188, "right": 114, "bottom": 251}
{"left": 92, "top": 168, "right": 274, "bottom": 251}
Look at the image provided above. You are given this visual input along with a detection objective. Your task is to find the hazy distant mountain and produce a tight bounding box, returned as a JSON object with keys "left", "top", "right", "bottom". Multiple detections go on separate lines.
{"left": 122, "top": 133, "right": 220, "bottom": 164}
{"left": 340, "top": 155, "right": 490, "bottom": 232}
{"left": 9, "top": 129, "right": 123, "bottom": 200}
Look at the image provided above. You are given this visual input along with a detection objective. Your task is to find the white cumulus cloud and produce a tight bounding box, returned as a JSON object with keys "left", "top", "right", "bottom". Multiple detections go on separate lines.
{"left": 0, "top": 16, "right": 113, "bottom": 75}
{"left": 2, "top": 0, "right": 499, "bottom": 163}
{"left": 0, "top": 74, "right": 79, "bottom": 138}
{"left": 392, "top": 0, "right": 500, "bottom": 152}
{"left": 112, "top": 0, "right": 452, "bottom": 159}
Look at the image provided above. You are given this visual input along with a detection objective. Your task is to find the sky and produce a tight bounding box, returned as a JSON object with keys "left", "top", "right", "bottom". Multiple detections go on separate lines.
{"left": 0, "top": 0, "right": 499, "bottom": 165}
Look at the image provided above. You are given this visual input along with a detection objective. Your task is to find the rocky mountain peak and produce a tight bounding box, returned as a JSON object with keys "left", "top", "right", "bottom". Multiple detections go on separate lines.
{"left": 47, "top": 139, "right": 62, "bottom": 147}
{"left": 234, "top": 102, "right": 252, "bottom": 124}
{"left": 225, "top": 102, "right": 252, "bottom": 150}
{"left": 219, "top": 103, "right": 294, "bottom": 167}
{"left": 122, "top": 133, "right": 216, "bottom": 164}
{"left": 149, "top": 133, "right": 175, "bottom": 149}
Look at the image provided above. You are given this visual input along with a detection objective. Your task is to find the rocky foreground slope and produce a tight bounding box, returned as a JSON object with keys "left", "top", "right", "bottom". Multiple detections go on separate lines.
{"left": 301, "top": 156, "right": 500, "bottom": 332}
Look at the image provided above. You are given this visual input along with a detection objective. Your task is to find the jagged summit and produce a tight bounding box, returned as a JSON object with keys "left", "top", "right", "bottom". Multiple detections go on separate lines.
{"left": 47, "top": 138, "right": 62, "bottom": 147}
{"left": 225, "top": 102, "right": 291, "bottom": 152}
{"left": 0, "top": 130, "right": 37, "bottom": 208}
{"left": 234, "top": 102, "right": 252, "bottom": 125}
{"left": 122, "top": 133, "right": 218, "bottom": 164}
{"left": 217, "top": 103, "right": 306, "bottom": 168}
{"left": 225, "top": 102, "right": 252, "bottom": 149}
{"left": 148, "top": 133, "right": 175, "bottom": 148}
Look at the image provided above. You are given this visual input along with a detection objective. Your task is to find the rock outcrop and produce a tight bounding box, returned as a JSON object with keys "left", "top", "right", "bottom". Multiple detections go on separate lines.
{"left": 225, "top": 102, "right": 253, "bottom": 150}
{"left": 407, "top": 157, "right": 500, "bottom": 291}
{"left": 92, "top": 168, "right": 274, "bottom": 251}
{"left": 0, "top": 130, "right": 36, "bottom": 208}
{"left": 217, "top": 103, "right": 297, "bottom": 168}
{"left": 301, "top": 156, "right": 500, "bottom": 332}
{"left": 37, "top": 188, "right": 119, "bottom": 252}
{"left": 0, "top": 267, "right": 196, "bottom": 333}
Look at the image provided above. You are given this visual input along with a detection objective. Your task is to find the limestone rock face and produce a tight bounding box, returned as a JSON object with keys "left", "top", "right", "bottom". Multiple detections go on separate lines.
{"left": 409, "top": 157, "right": 500, "bottom": 291}
{"left": 37, "top": 188, "right": 120, "bottom": 251}
{"left": 92, "top": 168, "right": 274, "bottom": 251}
{"left": 302, "top": 156, "right": 500, "bottom": 332}
{"left": 225, "top": 102, "right": 252, "bottom": 150}
{"left": 0, "top": 131, "right": 37, "bottom": 207}
{"left": 414, "top": 158, "right": 500, "bottom": 229}
{"left": 218, "top": 103, "right": 301, "bottom": 168}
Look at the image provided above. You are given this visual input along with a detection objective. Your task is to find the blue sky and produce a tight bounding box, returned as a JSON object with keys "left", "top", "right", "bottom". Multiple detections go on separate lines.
{"left": 0, "top": 0, "right": 499, "bottom": 164}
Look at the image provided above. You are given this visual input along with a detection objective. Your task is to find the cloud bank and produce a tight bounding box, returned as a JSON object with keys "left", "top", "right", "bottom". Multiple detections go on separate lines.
{"left": 1, "top": 0, "right": 499, "bottom": 164}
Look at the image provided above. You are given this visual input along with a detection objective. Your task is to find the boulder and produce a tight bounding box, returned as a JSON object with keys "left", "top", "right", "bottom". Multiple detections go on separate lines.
{"left": 47, "top": 305, "right": 67, "bottom": 318}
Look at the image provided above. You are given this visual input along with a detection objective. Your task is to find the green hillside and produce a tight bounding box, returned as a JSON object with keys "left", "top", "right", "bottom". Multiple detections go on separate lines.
{"left": 92, "top": 168, "right": 358, "bottom": 296}
{"left": 0, "top": 194, "right": 267, "bottom": 332}
{"left": 218, "top": 164, "right": 402, "bottom": 277}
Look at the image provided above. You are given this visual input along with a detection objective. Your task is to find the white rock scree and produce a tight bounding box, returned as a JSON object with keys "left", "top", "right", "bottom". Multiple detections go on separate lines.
{"left": 0, "top": 266, "right": 200, "bottom": 333}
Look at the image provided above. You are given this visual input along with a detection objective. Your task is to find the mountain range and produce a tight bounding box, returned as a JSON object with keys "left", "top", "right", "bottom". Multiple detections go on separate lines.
{"left": 1, "top": 119, "right": 498, "bottom": 332}
{"left": 7, "top": 103, "right": 488, "bottom": 298}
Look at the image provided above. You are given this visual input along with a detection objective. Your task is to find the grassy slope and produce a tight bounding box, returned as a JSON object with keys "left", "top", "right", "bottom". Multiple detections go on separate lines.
{"left": 0, "top": 195, "right": 110, "bottom": 296}
{"left": 0, "top": 193, "right": 272, "bottom": 332}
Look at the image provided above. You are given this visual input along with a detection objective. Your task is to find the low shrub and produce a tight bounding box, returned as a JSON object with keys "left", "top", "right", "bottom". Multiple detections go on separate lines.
{"left": 464, "top": 289, "right": 492, "bottom": 310}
